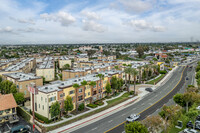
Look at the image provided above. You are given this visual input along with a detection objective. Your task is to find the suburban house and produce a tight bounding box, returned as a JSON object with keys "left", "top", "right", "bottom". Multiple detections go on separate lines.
{"left": 0, "top": 94, "right": 19, "bottom": 125}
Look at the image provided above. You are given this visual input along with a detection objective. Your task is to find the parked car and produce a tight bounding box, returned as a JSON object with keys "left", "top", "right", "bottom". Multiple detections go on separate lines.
{"left": 126, "top": 114, "right": 140, "bottom": 122}
{"left": 186, "top": 77, "right": 189, "bottom": 80}
{"left": 183, "top": 128, "right": 198, "bottom": 133}
{"left": 195, "top": 121, "right": 200, "bottom": 130}
{"left": 186, "top": 121, "right": 193, "bottom": 128}
{"left": 196, "top": 106, "right": 200, "bottom": 111}
{"left": 10, "top": 125, "right": 31, "bottom": 133}
{"left": 196, "top": 115, "right": 200, "bottom": 122}
{"left": 145, "top": 87, "right": 153, "bottom": 92}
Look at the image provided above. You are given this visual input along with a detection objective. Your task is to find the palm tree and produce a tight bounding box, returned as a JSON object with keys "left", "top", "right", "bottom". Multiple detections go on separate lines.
{"left": 152, "top": 65, "right": 157, "bottom": 76}
{"left": 89, "top": 81, "right": 96, "bottom": 103}
{"left": 81, "top": 80, "right": 87, "bottom": 111}
{"left": 72, "top": 83, "right": 80, "bottom": 112}
{"left": 138, "top": 66, "right": 142, "bottom": 83}
{"left": 144, "top": 65, "right": 149, "bottom": 81}
{"left": 124, "top": 67, "right": 133, "bottom": 92}
{"left": 96, "top": 74, "right": 104, "bottom": 99}
{"left": 131, "top": 68, "right": 138, "bottom": 95}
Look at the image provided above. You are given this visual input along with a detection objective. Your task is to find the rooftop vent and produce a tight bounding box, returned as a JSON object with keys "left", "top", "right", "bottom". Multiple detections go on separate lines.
{"left": 45, "top": 87, "right": 48, "bottom": 89}
{"left": 74, "top": 80, "right": 77, "bottom": 82}
{"left": 61, "top": 83, "right": 64, "bottom": 85}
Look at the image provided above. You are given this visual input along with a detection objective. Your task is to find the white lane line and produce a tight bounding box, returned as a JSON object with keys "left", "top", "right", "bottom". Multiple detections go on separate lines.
{"left": 108, "top": 120, "right": 113, "bottom": 123}
{"left": 121, "top": 113, "right": 126, "bottom": 116}
{"left": 132, "top": 108, "right": 136, "bottom": 111}
{"left": 141, "top": 103, "right": 145, "bottom": 106}
{"left": 91, "top": 127, "right": 97, "bottom": 131}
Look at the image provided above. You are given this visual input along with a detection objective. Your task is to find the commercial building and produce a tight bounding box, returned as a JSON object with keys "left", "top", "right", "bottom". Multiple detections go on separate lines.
{"left": 31, "top": 70, "right": 122, "bottom": 120}
{"left": 2, "top": 72, "right": 43, "bottom": 99}
{"left": 0, "top": 94, "right": 19, "bottom": 125}
{"left": 58, "top": 56, "right": 71, "bottom": 69}
{"left": 36, "top": 57, "right": 55, "bottom": 81}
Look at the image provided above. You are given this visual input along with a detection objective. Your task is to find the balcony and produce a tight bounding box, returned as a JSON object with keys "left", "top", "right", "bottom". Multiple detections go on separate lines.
{"left": 9, "top": 115, "right": 19, "bottom": 124}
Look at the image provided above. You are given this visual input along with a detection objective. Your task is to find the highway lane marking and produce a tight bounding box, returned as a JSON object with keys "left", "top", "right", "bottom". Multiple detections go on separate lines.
{"left": 92, "top": 127, "right": 97, "bottom": 131}
{"left": 108, "top": 120, "right": 113, "bottom": 123}
{"left": 104, "top": 66, "right": 186, "bottom": 133}
{"left": 132, "top": 108, "right": 136, "bottom": 111}
{"left": 121, "top": 114, "right": 126, "bottom": 116}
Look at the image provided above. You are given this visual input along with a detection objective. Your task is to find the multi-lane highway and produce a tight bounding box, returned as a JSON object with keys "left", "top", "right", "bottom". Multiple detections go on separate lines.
{"left": 71, "top": 61, "right": 196, "bottom": 133}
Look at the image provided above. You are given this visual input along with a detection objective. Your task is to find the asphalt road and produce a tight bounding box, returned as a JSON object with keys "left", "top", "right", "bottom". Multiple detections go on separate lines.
{"left": 70, "top": 65, "right": 186, "bottom": 133}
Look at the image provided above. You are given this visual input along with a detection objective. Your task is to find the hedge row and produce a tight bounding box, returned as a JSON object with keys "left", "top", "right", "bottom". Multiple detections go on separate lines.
{"left": 17, "top": 107, "right": 31, "bottom": 122}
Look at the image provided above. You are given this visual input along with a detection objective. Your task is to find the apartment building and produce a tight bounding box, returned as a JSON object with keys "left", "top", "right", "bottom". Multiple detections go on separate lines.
{"left": 0, "top": 58, "right": 36, "bottom": 76}
{"left": 58, "top": 56, "right": 71, "bottom": 69}
{"left": 0, "top": 94, "right": 19, "bottom": 125}
{"left": 0, "top": 58, "right": 19, "bottom": 70}
{"left": 62, "top": 63, "right": 120, "bottom": 81}
{"left": 31, "top": 70, "right": 122, "bottom": 120}
{"left": 2, "top": 72, "right": 43, "bottom": 99}
{"left": 97, "top": 55, "right": 116, "bottom": 60}
{"left": 73, "top": 61, "right": 101, "bottom": 68}
{"left": 36, "top": 57, "right": 55, "bottom": 81}
{"left": 74, "top": 55, "right": 89, "bottom": 62}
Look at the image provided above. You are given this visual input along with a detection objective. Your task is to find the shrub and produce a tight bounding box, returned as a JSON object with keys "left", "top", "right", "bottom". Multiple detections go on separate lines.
{"left": 78, "top": 103, "right": 85, "bottom": 111}
{"left": 30, "top": 110, "right": 51, "bottom": 123}
{"left": 130, "top": 91, "right": 134, "bottom": 95}
{"left": 87, "top": 104, "right": 98, "bottom": 108}
{"left": 159, "top": 70, "right": 167, "bottom": 74}
{"left": 17, "top": 107, "right": 30, "bottom": 122}
{"left": 105, "top": 96, "right": 112, "bottom": 99}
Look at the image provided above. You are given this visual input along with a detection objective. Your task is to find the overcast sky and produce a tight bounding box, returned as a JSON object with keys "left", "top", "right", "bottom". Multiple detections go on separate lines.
{"left": 0, "top": 0, "right": 200, "bottom": 44}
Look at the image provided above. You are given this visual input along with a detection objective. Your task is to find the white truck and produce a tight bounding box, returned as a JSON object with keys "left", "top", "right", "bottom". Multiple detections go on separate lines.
{"left": 126, "top": 114, "right": 140, "bottom": 122}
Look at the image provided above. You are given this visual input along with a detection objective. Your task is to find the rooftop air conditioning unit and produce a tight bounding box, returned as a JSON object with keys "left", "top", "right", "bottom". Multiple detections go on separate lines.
{"left": 45, "top": 87, "right": 48, "bottom": 89}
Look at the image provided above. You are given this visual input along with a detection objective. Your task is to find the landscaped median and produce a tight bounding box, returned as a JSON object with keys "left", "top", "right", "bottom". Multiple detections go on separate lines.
{"left": 146, "top": 74, "right": 166, "bottom": 85}
{"left": 46, "top": 92, "right": 133, "bottom": 131}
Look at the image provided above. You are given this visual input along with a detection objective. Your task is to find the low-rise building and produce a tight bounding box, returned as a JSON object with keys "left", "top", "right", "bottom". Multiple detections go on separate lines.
{"left": 36, "top": 57, "right": 55, "bottom": 81}
{"left": 74, "top": 55, "right": 89, "bottom": 62}
{"left": 2, "top": 72, "right": 43, "bottom": 99}
{"left": 31, "top": 70, "right": 122, "bottom": 120}
{"left": 0, "top": 94, "right": 19, "bottom": 125}
{"left": 58, "top": 56, "right": 71, "bottom": 69}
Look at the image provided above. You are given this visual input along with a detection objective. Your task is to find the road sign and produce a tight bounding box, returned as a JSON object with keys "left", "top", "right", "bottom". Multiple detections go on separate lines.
{"left": 28, "top": 83, "right": 38, "bottom": 95}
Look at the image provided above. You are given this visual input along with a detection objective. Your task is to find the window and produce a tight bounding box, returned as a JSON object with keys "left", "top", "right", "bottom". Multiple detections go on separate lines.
{"left": 88, "top": 92, "right": 90, "bottom": 96}
{"left": 49, "top": 96, "right": 56, "bottom": 102}
{"left": 39, "top": 104, "right": 40, "bottom": 109}
{"left": 63, "top": 93, "right": 65, "bottom": 96}
{"left": 41, "top": 97, "right": 43, "bottom": 101}
{"left": 24, "top": 90, "right": 26, "bottom": 95}
{"left": 6, "top": 109, "right": 10, "bottom": 114}
{"left": 45, "top": 98, "right": 47, "bottom": 103}
{"left": 85, "top": 93, "right": 86, "bottom": 97}
{"left": 43, "top": 105, "right": 44, "bottom": 110}
{"left": 78, "top": 95, "right": 83, "bottom": 101}
{"left": 103, "top": 87, "right": 104, "bottom": 90}
{"left": 12, "top": 108, "right": 15, "bottom": 113}
{"left": 69, "top": 90, "right": 74, "bottom": 95}
{"left": 60, "top": 94, "right": 63, "bottom": 98}
{"left": 99, "top": 90, "right": 101, "bottom": 93}
{"left": 94, "top": 85, "right": 96, "bottom": 88}
{"left": 71, "top": 97, "right": 74, "bottom": 101}
{"left": 79, "top": 88, "right": 82, "bottom": 93}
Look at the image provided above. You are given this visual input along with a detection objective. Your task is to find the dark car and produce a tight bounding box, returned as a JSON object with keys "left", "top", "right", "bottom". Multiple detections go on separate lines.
{"left": 186, "top": 121, "right": 193, "bottom": 128}
{"left": 145, "top": 87, "right": 153, "bottom": 92}
{"left": 186, "top": 77, "right": 189, "bottom": 80}
{"left": 10, "top": 125, "right": 31, "bottom": 133}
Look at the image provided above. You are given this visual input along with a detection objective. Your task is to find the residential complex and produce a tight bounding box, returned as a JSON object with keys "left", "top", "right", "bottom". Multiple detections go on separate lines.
{"left": 31, "top": 70, "right": 122, "bottom": 119}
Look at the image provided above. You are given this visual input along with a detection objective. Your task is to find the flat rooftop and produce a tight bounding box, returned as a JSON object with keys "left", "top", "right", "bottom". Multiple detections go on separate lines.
{"left": 60, "top": 56, "right": 70, "bottom": 60}
{"left": 38, "top": 70, "right": 122, "bottom": 93}
{"left": 3, "top": 72, "right": 41, "bottom": 81}
{"left": 4, "top": 58, "right": 34, "bottom": 72}
{"left": 37, "top": 61, "right": 54, "bottom": 69}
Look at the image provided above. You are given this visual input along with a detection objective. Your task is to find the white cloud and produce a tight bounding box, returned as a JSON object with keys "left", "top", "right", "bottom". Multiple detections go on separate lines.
{"left": 9, "top": 17, "right": 35, "bottom": 24}
{"left": 82, "top": 20, "right": 106, "bottom": 33}
{"left": 0, "top": 26, "right": 13, "bottom": 33}
{"left": 40, "top": 11, "right": 76, "bottom": 27}
{"left": 81, "top": 11, "right": 100, "bottom": 20}
{"left": 126, "top": 19, "right": 165, "bottom": 32}
{"left": 118, "top": 0, "right": 153, "bottom": 13}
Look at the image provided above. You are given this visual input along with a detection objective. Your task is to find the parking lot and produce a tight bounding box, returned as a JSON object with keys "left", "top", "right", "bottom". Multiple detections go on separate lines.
{"left": 0, "top": 116, "right": 40, "bottom": 133}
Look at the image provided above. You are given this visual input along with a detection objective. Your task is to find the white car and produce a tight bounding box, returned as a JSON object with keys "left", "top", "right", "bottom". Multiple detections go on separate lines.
{"left": 196, "top": 106, "right": 200, "bottom": 110}
{"left": 126, "top": 114, "right": 140, "bottom": 122}
{"left": 183, "top": 128, "right": 198, "bottom": 133}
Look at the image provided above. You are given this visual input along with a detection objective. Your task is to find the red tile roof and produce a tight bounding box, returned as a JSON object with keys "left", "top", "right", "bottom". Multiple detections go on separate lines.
{"left": 0, "top": 94, "right": 17, "bottom": 111}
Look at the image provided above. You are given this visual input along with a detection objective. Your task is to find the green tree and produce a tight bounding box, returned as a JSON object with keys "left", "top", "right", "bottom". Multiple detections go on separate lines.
{"left": 50, "top": 101, "right": 60, "bottom": 121}
{"left": 186, "top": 104, "right": 199, "bottom": 129}
{"left": 105, "top": 82, "right": 111, "bottom": 96}
{"left": 0, "top": 75, "right": 2, "bottom": 82}
{"left": 63, "top": 64, "right": 71, "bottom": 70}
{"left": 64, "top": 96, "right": 74, "bottom": 115}
{"left": 131, "top": 68, "right": 138, "bottom": 95}
{"left": 173, "top": 93, "right": 185, "bottom": 107}
{"left": 72, "top": 83, "right": 80, "bottom": 112}
{"left": 125, "top": 121, "right": 148, "bottom": 133}
{"left": 81, "top": 80, "right": 88, "bottom": 111}
{"left": 136, "top": 46, "right": 144, "bottom": 58}
{"left": 96, "top": 74, "right": 104, "bottom": 98}
{"left": 14, "top": 93, "right": 25, "bottom": 105}
{"left": 111, "top": 76, "right": 118, "bottom": 94}
{"left": 196, "top": 70, "right": 200, "bottom": 79}
{"left": 0, "top": 80, "right": 17, "bottom": 94}
{"left": 87, "top": 50, "right": 96, "bottom": 58}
